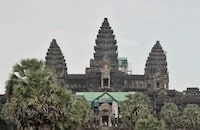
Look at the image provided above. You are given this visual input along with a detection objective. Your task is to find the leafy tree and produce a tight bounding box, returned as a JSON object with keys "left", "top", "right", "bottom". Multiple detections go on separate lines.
{"left": 1, "top": 59, "right": 91, "bottom": 130}
{"left": 160, "top": 102, "right": 180, "bottom": 129}
{"left": 182, "top": 104, "right": 200, "bottom": 130}
{"left": 135, "top": 115, "right": 165, "bottom": 130}
{"left": 57, "top": 95, "right": 92, "bottom": 130}
{"left": 74, "top": 96, "right": 93, "bottom": 128}
{"left": 121, "top": 92, "right": 152, "bottom": 130}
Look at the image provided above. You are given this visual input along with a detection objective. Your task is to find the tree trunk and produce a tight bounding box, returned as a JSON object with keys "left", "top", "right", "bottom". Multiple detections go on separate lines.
{"left": 20, "top": 126, "right": 34, "bottom": 130}
{"left": 38, "top": 124, "right": 51, "bottom": 130}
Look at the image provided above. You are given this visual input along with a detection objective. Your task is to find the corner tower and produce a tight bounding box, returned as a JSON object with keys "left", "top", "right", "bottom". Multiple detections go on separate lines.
{"left": 45, "top": 39, "right": 67, "bottom": 87}
{"left": 145, "top": 41, "right": 169, "bottom": 89}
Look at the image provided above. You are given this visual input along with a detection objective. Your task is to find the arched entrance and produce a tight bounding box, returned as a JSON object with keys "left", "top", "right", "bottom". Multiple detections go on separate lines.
{"left": 99, "top": 103, "right": 112, "bottom": 127}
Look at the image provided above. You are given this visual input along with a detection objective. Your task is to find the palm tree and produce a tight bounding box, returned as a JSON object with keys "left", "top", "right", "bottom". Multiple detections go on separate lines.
{"left": 182, "top": 104, "right": 200, "bottom": 130}
{"left": 73, "top": 96, "right": 92, "bottom": 128}
{"left": 2, "top": 58, "right": 91, "bottom": 130}
{"left": 57, "top": 95, "right": 92, "bottom": 130}
{"left": 135, "top": 115, "right": 165, "bottom": 130}
{"left": 2, "top": 59, "right": 60, "bottom": 129}
{"left": 5, "top": 59, "right": 45, "bottom": 100}
{"left": 160, "top": 102, "right": 180, "bottom": 130}
{"left": 121, "top": 92, "right": 152, "bottom": 130}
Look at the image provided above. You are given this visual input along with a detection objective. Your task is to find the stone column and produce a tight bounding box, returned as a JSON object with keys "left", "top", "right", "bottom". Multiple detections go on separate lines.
{"left": 100, "top": 116, "right": 102, "bottom": 126}
{"left": 108, "top": 115, "right": 112, "bottom": 127}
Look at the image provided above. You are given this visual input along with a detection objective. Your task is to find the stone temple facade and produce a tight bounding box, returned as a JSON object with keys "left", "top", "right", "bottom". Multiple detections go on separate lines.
{"left": 1, "top": 18, "right": 200, "bottom": 129}
{"left": 45, "top": 18, "right": 169, "bottom": 92}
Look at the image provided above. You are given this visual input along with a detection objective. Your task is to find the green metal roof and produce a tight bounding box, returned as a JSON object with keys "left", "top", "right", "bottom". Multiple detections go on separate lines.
{"left": 76, "top": 92, "right": 101, "bottom": 102}
{"left": 118, "top": 57, "right": 128, "bottom": 67}
{"left": 76, "top": 92, "right": 135, "bottom": 103}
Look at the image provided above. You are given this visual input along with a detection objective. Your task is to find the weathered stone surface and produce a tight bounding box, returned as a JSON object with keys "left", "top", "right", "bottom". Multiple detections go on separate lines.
{"left": 90, "top": 18, "right": 118, "bottom": 72}
{"left": 45, "top": 39, "right": 67, "bottom": 87}
{"left": 145, "top": 41, "right": 169, "bottom": 89}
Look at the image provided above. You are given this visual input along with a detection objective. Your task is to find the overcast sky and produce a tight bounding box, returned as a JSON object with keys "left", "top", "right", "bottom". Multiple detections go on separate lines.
{"left": 0, "top": 0, "right": 200, "bottom": 94}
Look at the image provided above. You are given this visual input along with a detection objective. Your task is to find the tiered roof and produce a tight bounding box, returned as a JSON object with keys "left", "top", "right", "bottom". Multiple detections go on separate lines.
{"left": 90, "top": 18, "right": 118, "bottom": 70}
{"left": 45, "top": 39, "right": 67, "bottom": 78}
{"left": 145, "top": 41, "right": 168, "bottom": 77}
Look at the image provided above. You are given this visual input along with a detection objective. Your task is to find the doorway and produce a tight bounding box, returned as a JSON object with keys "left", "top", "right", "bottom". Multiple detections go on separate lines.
{"left": 102, "top": 115, "right": 109, "bottom": 126}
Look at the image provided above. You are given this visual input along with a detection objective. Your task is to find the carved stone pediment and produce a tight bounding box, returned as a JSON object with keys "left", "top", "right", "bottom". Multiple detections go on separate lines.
{"left": 101, "top": 64, "right": 110, "bottom": 77}
{"left": 99, "top": 103, "right": 111, "bottom": 112}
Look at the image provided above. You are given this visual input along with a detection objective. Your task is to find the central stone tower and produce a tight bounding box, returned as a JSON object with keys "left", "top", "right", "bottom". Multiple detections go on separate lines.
{"left": 90, "top": 18, "right": 118, "bottom": 71}
{"left": 86, "top": 18, "right": 124, "bottom": 89}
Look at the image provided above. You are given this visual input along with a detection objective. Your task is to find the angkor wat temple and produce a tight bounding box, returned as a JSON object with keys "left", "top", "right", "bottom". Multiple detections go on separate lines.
{"left": 44, "top": 18, "right": 200, "bottom": 126}
{"left": 1, "top": 18, "right": 200, "bottom": 129}
{"left": 45, "top": 18, "right": 169, "bottom": 92}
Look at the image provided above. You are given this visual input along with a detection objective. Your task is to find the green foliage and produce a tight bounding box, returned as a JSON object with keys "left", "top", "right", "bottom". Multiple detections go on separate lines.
{"left": 160, "top": 102, "right": 180, "bottom": 129}
{"left": 1, "top": 58, "right": 91, "bottom": 130}
{"left": 182, "top": 104, "right": 200, "bottom": 129}
{"left": 121, "top": 92, "right": 152, "bottom": 130}
{"left": 160, "top": 103, "right": 200, "bottom": 130}
{"left": 135, "top": 116, "right": 165, "bottom": 130}
{"left": 5, "top": 59, "right": 46, "bottom": 99}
